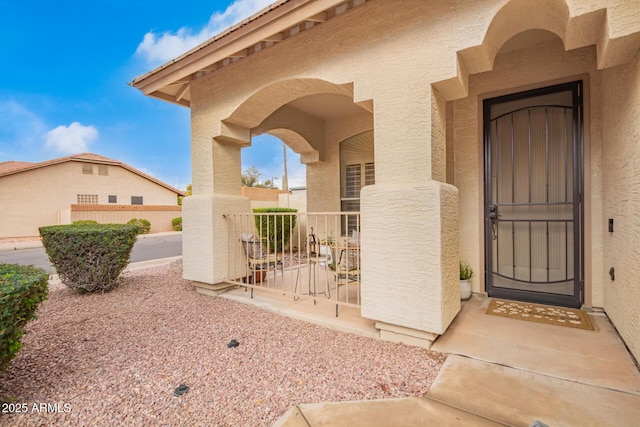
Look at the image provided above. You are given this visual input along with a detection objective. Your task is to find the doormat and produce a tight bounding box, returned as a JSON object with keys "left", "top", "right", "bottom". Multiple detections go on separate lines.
{"left": 486, "top": 299, "right": 595, "bottom": 331}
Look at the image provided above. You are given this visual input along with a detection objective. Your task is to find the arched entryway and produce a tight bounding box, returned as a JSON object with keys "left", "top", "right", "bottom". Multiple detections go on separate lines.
{"left": 434, "top": 0, "right": 640, "bottom": 313}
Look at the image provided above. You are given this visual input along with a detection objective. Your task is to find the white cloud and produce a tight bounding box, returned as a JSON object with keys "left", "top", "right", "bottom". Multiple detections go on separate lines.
{"left": 45, "top": 122, "right": 98, "bottom": 154}
{"left": 135, "top": 0, "right": 274, "bottom": 65}
{"left": 286, "top": 161, "right": 307, "bottom": 188}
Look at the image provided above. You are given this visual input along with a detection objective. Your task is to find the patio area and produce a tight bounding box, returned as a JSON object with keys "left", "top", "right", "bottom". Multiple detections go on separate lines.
{"left": 215, "top": 264, "right": 375, "bottom": 340}
{"left": 209, "top": 211, "right": 364, "bottom": 319}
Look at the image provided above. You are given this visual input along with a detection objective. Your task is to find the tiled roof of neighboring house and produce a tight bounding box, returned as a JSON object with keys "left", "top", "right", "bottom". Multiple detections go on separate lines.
{"left": 0, "top": 161, "right": 35, "bottom": 175}
{"left": 0, "top": 153, "right": 186, "bottom": 196}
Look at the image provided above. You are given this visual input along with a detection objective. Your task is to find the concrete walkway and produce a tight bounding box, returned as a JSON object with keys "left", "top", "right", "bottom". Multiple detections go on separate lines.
{"left": 273, "top": 296, "right": 640, "bottom": 427}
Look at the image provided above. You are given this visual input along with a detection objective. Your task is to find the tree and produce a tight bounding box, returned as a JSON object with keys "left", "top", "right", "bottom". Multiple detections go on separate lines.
{"left": 242, "top": 166, "right": 261, "bottom": 187}
{"left": 177, "top": 183, "right": 192, "bottom": 205}
{"left": 241, "top": 166, "right": 277, "bottom": 188}
{"left": 261, "top": 179, "right": 278, "bottom": 189}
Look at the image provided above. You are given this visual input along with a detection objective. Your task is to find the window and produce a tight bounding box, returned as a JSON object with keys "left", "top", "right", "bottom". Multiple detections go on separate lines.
{"left": 82, "top": 164, "right": 93, "bottom": 174}
{"left": 77, "top": 194, "right": 98, "bottom": 204}
{"left": 108, "top": 195, "right": 117, "bottom": 203}
{"left": 340, "top": 131, "right": 374, "bottom": 232}
{"left": 98, "top": 165, "right": 108, "bottom": 176}
{"left": 364, "top": 162, "right": 375, "bottom": 186}
{"left": 131, "top": 196, "right": 143, "bottom": 205}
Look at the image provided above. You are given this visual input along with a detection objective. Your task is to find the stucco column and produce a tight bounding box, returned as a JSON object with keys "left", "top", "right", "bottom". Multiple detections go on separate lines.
{"left": 360, "top": 86, "right": 459, "bottom": 346}
{"left": 182, "top": 112, "right": 250, "bottom": 287}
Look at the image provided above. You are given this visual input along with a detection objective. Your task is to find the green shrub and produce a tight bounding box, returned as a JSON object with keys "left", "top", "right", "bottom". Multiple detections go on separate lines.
{"left": 460, "top": 261, "right": 474, "bottom": 280}
{"left": 39, "top": 224, "right": 138, "bottom": 293}
{"left": 171, "top": 217, "right": 182, "bottom": 231}
{"left": 72, "top": 220, "right": 98, "bottom": 226}
{"left": 252, "top": 208, "right": 298, "bottom": 251}
{"left": 0, "top": 264, "right": 49, "bottom": 371}
{"left": 127, "top": 218, "right": 151, "bottom": 234}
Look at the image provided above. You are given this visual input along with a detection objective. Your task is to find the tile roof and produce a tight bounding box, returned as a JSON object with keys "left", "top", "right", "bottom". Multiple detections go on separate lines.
{"left": 0, "top": 161, "right": 35, "bottom": 175}
{"left": 0, "top": 153, "right": 186, "bottom": 196}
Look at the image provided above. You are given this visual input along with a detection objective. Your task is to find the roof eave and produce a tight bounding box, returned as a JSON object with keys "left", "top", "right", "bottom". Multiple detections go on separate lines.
{"left": 129, "top": 0, "right": 346, "bottom": 103}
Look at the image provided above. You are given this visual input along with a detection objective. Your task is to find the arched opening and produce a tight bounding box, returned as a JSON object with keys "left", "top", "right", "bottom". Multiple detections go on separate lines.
{"left": 242, "top": 134, "right": 305, "bottom": 191}
{"left": 221, "top": 78, "right": 374, "bottom": 213}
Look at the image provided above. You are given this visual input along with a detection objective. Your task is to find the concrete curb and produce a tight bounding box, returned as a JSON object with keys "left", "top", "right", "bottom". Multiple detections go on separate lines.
{"left": 0, "top": 241, "right": 43, "bottom": 251}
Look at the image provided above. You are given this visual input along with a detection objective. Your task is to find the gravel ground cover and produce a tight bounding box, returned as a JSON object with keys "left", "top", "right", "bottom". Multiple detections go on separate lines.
{"left": 0, "top": 261, "right": 447, "bottom": 426}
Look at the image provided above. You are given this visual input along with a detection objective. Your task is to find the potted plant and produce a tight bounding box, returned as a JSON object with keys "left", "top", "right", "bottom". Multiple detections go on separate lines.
{"left": 319, "top": 236, "right": 335, "bottom": 268}
{"left": 460, "top": 261, "right": 473, "bottom": 301}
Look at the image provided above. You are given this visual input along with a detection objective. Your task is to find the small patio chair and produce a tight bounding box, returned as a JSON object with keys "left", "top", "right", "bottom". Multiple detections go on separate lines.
{"left": 333, "top": 250, "right": 359, "bottom": 286}
{"left": 240, "top": 233, "right": 283, "bottom": 286}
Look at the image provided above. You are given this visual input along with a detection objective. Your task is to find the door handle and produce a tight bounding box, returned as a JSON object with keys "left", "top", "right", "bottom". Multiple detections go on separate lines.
{"left": 488, "top": 205, "right": 499, "bottom": 240}
{"left": 488, "top": 204, "right": 498, "bottom": 220}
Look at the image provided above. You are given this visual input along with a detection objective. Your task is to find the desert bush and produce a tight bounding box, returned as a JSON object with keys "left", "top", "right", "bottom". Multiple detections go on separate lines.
{"left": 253, "top": 208, "right": 298, "bottom": 251}
{"left": 127, "top": 218, "right": 151, "bottom": 234}
{"left": 39, "top": 224, "right": 138, "bottom": 293}
{"left": 0, "top": 264, "right": 49, "bottom": 371}
{"left": 171, "top": 217, "right": 182, "bottom": 231}
{"left": 72, "top": 220, "right": 98, "bottom": 226}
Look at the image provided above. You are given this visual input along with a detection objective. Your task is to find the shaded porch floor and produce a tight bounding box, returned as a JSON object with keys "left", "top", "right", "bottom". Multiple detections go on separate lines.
{"left": 232, "top": 290, "right": 640, "bottom": 426}
{"left": 219, "top": 281, "right": 376, "bottom": 340}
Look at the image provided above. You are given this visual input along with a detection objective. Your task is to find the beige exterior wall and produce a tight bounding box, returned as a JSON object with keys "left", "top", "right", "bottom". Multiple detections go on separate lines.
{"left": 70, "top": 205, "right": 181, "bottom": 233}
{"left": 600, "top": 51, "right": 640, "bottom": 360}
{"left": 0, "top": 161, "right": 180, "bottom": 237}
{"left": 141, "top": 0, "right": 639, "bottom": 348}
{"left": 278, "top": 189, "right": 307, "bottom": 212}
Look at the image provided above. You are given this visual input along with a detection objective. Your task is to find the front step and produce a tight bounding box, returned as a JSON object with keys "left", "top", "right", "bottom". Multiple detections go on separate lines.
{"left": 272, "top": 396, "right": 503, "bottom": 427}
{"left": 427, "top": 355, "right": 640, "bottom": 427}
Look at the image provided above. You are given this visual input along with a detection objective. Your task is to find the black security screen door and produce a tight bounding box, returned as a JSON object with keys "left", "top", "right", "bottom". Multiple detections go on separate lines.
{"left": 484, "top": 81, "right": 584, "bottom": 308}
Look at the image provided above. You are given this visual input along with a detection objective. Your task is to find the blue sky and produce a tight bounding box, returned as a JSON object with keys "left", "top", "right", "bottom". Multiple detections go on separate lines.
{"left": 0, "top": 0, "right": 304, "bottom": 191}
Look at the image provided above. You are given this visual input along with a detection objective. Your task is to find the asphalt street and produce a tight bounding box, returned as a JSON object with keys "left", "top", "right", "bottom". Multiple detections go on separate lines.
{"left": 0, "top": 233, "right": 182, "bottom": 273}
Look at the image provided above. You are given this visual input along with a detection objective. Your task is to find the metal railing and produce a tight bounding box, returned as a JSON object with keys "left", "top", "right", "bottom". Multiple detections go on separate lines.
{"left": 224, "top": 211, "right": 361, "bottom": 315}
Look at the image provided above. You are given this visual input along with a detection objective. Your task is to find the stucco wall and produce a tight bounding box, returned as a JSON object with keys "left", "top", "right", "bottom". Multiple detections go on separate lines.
{"left": 453, "top": 37, "right": 604, "bottom": 307}
{"left": 181, "top": 0, "right": 639, "bottom": 340}
{"left": 601, "top": 51, "right": 640, "bottom": 361}
{"left": 0, "top": 161, "right": 180, "bottom": 237}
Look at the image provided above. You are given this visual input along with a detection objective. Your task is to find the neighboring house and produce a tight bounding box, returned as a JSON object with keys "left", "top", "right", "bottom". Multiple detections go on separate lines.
{"left": 0, "top": 153, "right": 185, "bottom": 237}
{"left": 131, "top": 0, "right": 640, "bottom": 361}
